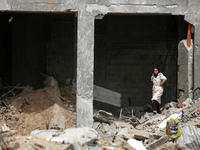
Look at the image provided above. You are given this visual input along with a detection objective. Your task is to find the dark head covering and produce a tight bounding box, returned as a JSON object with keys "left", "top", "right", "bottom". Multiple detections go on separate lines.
{"left": 153, "top": 67, "right": 160, "bottom": 77}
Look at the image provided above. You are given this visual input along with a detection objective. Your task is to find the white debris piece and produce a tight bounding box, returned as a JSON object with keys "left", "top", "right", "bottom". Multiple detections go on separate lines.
{"left": 2, "top": 124, "right": 10, "bottom": 132}
{"left": 127, "top": 139, "right": 147, "bottom": 150}
{"left": 176, "top": 125, "right": 200, "bottom": 150}
{"left": 157, "top": 113, "right": 182, "bottom": 129}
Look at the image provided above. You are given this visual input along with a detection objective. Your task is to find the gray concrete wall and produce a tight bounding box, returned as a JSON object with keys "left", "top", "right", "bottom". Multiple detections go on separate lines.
{"left": 12, "top": 13, "right": 46, "bottom": 88}
{"left": 46, "top": 15, "right": 74, "bottom": 85}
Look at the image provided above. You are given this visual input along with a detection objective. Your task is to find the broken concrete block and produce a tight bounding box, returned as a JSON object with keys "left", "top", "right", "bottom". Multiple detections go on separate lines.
{"left": 149, "top": 135, "right": 169, "bottom": 150}
{"left": 4, "top": 137, "right": 19, "bottom": 150}
{"left": 106, "top": 123, "right": 118, "bottom": 135}
{"left": 183, "top": 98, "right": 193, "bottom": 108}
{"left": 100, "top": 123, "right": 110, "bottom": 133}
{"left": 48, "top": 111, "right": 65, "bottom": 131}
{"left": 129, "top": 117, "right": 140, "bottom": 127}
{"left": 44, "top": 76, "right": 61, "bottom": 99}
{"left": 157, "top": 113, "right": 181, "bottom": 129}
{"left": 127, "top": 139, "right": 147, "bottom": 150}
{"left": 117, "top": 128, "right": 134, "bottom": 139}
{"left": 31, "top": 127, "right": 97, "bottom": 147}
{"left": 176, "top": 125, "right": 200, "bottom": 150}
{"left": 148, "top": 134, "right": 162, "bottom": 144}
{"left": 158, "top": 142, "right": 182, "bottom": 150}
{"left": 94, "top": 110, "right": 115, "bottom": 124}
{"left": 30, "top": 129, "right": 59, "bottom": 139}
{"left": 1, "top": 124, "right": 10, "bottom": 133}
{"left": 131, "top": 129, "right": 149, "bottom": 141}
{"left": 58, "top": 127, "right": 98, "bottom": 145}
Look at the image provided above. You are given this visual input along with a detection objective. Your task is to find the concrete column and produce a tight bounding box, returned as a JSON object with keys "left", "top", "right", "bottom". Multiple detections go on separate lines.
{"left": 76, "top": 12, "right": 94, "bottom": 127}
{"left": 178, "top": 40, "right": 193, "bottom": 102}
{"left": 194, "top": 24, "right": 200, "bottom": 90}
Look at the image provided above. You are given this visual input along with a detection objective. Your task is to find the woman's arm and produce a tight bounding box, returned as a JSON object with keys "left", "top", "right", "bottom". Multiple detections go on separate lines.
{"left": 160, "top": 73, "right": 167, "bottom": 86}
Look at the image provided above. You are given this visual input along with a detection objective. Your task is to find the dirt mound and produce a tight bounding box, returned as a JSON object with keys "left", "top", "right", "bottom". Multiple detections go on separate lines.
{"left": 0, "top": 86, "right": 76, "bottom": 135}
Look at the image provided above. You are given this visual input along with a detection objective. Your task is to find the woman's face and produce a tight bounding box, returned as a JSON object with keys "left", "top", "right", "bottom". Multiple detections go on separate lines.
{"left": 154, "top": 68, "right": 158, "bottom": 75}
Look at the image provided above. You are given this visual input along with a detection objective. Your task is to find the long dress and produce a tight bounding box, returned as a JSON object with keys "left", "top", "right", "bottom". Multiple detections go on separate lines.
{"left": 151, "top": 72, "right": 167, "bottom": 104}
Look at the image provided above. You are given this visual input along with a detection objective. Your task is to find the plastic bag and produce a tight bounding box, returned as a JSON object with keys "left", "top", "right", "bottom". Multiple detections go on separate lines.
{"left": 166, "top": 118, "right": 182, "bottom": 139}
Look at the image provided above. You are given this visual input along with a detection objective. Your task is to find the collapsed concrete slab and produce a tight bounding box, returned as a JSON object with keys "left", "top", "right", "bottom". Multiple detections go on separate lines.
{"left": 176, "top": 125, "right": 200, "bottom": 150}
{"left": 30, "top": 127, "right": 98, "bottom": 146}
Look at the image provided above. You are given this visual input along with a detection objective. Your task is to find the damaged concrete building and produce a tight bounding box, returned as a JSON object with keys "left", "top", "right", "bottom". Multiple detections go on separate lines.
{"left": 0, "top": 0, "right": 200, "bottom": 128}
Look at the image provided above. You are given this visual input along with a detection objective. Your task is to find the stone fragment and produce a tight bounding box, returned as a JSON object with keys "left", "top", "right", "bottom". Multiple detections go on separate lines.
{"left": 158, "top": 142, "right": 182, "bottom": 150}
{"left": 94, "top": 110, "right": 114, "bottom": 124}
{"left": 131, "top": 129, "right": 149, "bottom": 140}
{"left": 4, "top": 137, "right": 19, "bottom": 150}
{"left": 101, "top": 123, "right": 109, "bottom": 133}
{"left": 106, "top": 123, "right": 118, "bottom": 135}
{"left": 149, "top": 135, "right": 169, "bottom": 150}
{"left": 58, "top": 127, "right": 98, "bottom": 145}
{"left": 48, "top": 112, "right": 65, "bottom": 131}
{"left": 1, "top": 124, "right": 10, "bottom": 133}
{"left": 176, "top": 125, "right": 200, "bottom": 150}
{"left": 117, "top": 128, "right": 134, "bottom": 139}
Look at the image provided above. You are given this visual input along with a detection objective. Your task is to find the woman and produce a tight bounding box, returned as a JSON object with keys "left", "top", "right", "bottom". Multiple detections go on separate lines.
{"left": 151, "top": 67, "right": 167, "bottom": 114}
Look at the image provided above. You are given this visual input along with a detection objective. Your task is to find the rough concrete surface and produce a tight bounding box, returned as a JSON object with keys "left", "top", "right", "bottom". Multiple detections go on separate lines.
{"left": 178, "top": 40, "right": 193, "bottom": 102}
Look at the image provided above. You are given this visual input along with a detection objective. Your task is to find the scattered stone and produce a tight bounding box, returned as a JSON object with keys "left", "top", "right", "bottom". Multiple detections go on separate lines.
{"left": 48, "top": 106, "right": 66, "bottom": 131}
{"left": 4, "top": 137, "right": 20, "bottom": 150}
{"left": 130, "top": 129, "right": 149, "bottom": 141}
{"left": 149, "top": 135, "right": 169, "bottom": 150}
{"left": 127, "top": 139, "right": 146, "bottom": 150}
{"left": 94, "top": 110, "right": 115, "bottom": 124}
{"left": 1, "top": 124, "right": 10, "bottom": 133}
{"left": 117, "top": 128, "right": 134, "bottom": 139}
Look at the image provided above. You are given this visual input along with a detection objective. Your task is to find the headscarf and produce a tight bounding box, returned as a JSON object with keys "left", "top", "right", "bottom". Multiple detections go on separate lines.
{"left": 153, "top": 67, "right": 160, "bottom": 78}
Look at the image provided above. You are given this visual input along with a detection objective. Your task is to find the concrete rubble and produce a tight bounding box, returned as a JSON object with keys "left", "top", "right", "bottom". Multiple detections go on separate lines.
{"left": 1, "top": 78, "right": 200, "bottom": 149}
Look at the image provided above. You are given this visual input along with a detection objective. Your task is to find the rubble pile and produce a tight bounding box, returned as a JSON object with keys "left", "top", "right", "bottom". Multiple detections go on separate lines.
{"left": 92, "top": 99, "right": 200, "bottom": 150}
{"left": 0, "top": 77, "right": 77, "bottom": 149}
{"left": 0, "top": 77, "right": 200, "bottom": 149}
{"left": 0, "top": 87, "right": 76, "bottom": 134}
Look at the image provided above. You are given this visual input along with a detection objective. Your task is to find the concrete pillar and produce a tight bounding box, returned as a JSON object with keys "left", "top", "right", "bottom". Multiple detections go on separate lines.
{"left": 194, "top": 24, "right": 200, "bottom": 91}
{"left": 178, "top": 40, "right": 193, "bottom": 102}
{"left": 76, "top": 12, "right": 94, "bottom": 127}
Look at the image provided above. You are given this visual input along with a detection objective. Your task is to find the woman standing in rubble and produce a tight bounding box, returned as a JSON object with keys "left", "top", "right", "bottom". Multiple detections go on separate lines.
{"left": 151, "top": 67, "right": 167, "bottom": 114}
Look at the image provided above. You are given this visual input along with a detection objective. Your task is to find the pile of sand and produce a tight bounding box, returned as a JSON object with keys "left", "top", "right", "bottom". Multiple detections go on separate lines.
{"left": 0, "top": 85, "right": 76, "bottom": 135}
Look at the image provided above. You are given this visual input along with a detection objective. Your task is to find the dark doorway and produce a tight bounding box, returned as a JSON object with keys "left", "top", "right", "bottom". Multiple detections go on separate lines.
{"left": 0, "top": 12, "right": 76, "bottom": 89}
{"left": 94, "top": 14, "right": 187, "bottom": 114}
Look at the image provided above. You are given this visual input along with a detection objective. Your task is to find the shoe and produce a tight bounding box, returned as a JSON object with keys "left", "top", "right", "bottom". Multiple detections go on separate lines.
{"left": 153, "top": 110, "right": 157, "bottom": 114}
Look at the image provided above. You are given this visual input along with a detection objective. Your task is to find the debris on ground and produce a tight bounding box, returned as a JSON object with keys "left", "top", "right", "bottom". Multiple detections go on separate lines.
{"left": 1, "top": 77, "right": 200, "bottom": 149}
